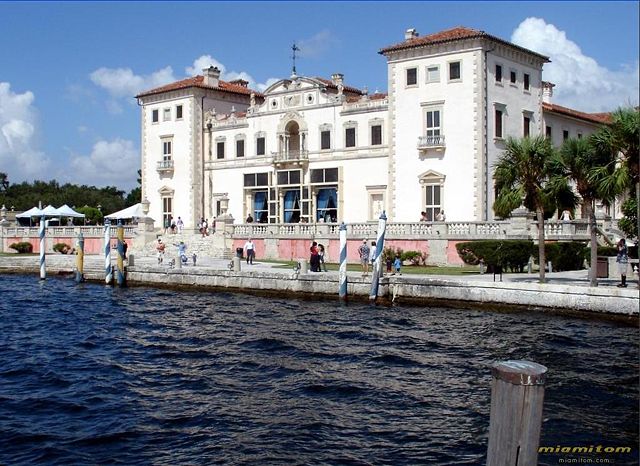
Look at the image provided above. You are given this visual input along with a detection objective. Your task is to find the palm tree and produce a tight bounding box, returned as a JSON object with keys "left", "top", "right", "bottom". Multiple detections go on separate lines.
{"left": 591, "top": 107, "right": 640, "bottom": 239}
{"left": 494, "top": 136, "right": 559, "bottom": 283}
{"left": 554, "top": 138, "right": 616, "bottom": 286}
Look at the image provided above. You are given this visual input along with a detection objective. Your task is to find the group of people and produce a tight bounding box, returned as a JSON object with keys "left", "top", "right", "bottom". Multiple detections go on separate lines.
{"left": 155, "top": 238, "right": 196, "bottom": 266}
{"left": 420, "top": 210, "right": 446, "bottom": 222}
{"left": 309, "top": 242, "right": 327, "bottom": 272}
{"left": 163, "top": 216, "right": 185, "bottom": 234}
{"left": 357, "top": 240, "right": 401, "bottom": 277}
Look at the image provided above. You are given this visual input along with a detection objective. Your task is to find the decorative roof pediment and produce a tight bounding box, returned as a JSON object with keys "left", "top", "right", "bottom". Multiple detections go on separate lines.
{"left": 158, "top": 185, "right": 175, "bottom": 195}
{"left": 263, "top": 76, "right": 324, "bottom": 95}
{"left": 418, "top": 170, "right": 446, "bottom": 182}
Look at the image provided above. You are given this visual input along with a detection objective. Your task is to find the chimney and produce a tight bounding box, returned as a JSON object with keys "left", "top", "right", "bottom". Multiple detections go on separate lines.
{"left": 542, "top": 81, "right": 555, "bottom": 104}
{"left": 405, "top": 28, "right": 419, "bottom": 40}
{"left": 203, "top": 66, "right": 221, "bottom": 87}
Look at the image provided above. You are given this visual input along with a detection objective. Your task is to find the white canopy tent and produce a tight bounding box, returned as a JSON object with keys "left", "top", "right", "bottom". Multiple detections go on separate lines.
{"left": 56, "top": 204, "right": 85, "bottom": 218}
{"left": 15, "top": 206, "right": 43, "bottom": 218}
{"left": 105, "top": 203, "right": 144, "bottom": 220}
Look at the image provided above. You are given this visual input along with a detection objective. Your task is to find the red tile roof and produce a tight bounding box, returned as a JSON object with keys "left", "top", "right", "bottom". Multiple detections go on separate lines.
{"left": 135, "top": 75, "right": 263, "bottom": 98}
{"left": 379, "top": 26, "right": 549, "bottom": 62}
{"left": 314, "top": 77, "right": 365, "bottom": 95}
{"left": 543, "top": 102, "right": 611, "bottom": 124}
{"left": 345, "top": 92, "right": 388, "bottom": 103}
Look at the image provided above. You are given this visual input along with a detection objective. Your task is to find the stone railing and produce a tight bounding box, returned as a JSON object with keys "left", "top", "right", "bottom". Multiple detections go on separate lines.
{"left": 231, "top": 219, "right": 608, "bottom": 242}
{"left": 417, "top": 135, "right": 446, "bottom": 149}
{"left": 341, "top": 98, "right": 389, "bottom": 113}
{"left": 272, "top": 149, "right": 309, "bottom": 164}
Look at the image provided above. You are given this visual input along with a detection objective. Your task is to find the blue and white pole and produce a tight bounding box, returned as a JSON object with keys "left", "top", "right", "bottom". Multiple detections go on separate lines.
{"left": 104, "top": 219, "right": 112, "bottom": 284}
{"left": 339, "top": 222, "right": 348, "bottom": 300}
{"left": 116, "top": 220, "right": 125, "bottom": 287}
{"left": 75, "top": 231, "right": 84, "bottom": 283}
{"left": 39, "top": 215, "right": 46, "bottom": 280}
{"left": 369, "top": 211, "right": 387, "bottom": 302}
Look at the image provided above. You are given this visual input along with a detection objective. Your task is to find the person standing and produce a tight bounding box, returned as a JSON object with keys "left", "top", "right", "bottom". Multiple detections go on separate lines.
{"left": 318, "top": 243, "right": 327, "bottom": 272}
{"left": 310, "top": 241, "right": 320, "bottom": 272}
{"left": 246, "top": 213, "right": 254, "bottom": 223}
{"left": 393, "top": 254, "right": 402, "bottom": 275}
{"left": 156, "top": 239, "right": 166, "bottom": 264}
{"left": 616, "top": 238, "right": 629, "bottom": 288}
{"left": 358, "top": 240, "right": 370, "bottom": 276}
{"left": 436, "top": 210, "right": 446, "bottom": 222}
{"left": 369, "top": 241, "right": 377, "bottom": 268}
{"left": 244, "top": 238, "right": 255, "bottom": 265}
{"left": 176, "top": 217, "right": 184, "bottom": 233}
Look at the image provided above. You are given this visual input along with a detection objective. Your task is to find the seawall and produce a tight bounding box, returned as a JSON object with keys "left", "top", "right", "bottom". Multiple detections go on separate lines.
{"left": 1, "top": 255, "right": 637, "bottom": 317}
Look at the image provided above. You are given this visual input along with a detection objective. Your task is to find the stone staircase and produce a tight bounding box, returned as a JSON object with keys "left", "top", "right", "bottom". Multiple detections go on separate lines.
{"left": 133, "top": 232, "right": 233, "bottom": 260}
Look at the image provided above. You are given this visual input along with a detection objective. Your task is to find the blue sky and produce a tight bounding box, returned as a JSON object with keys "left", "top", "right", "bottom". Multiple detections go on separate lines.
{"left": 0, "top": 1, "right": 638, "bottom": 192}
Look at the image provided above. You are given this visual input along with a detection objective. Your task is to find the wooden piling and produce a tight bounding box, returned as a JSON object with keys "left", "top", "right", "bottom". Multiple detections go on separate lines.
{"left": 75, "top": 231, "right": 84, "bottom": 283}
{"left": 486, "top": 360, "right": 547, "bottom": 466}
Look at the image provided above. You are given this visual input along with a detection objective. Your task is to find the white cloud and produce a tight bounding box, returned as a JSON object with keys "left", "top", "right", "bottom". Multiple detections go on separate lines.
{"left": 186, "top": 55, "right": 278, "bottom": 92}
{"left": 0, "top": 82, "right": 51, "bottom": 182}
{"left": 511, "top": 17, "right": 639, "bottom": 112}
{"left": 90, "top": 66, "right": 176, "bottom": 98}
{"left": 185, "top": 55, "right": 226, "bottom": 76}
{"left": 297, "top": 30, "right": 338, "bottom": 59}
{"left": 68, "top": 138, "right": 139, "bottom": 189}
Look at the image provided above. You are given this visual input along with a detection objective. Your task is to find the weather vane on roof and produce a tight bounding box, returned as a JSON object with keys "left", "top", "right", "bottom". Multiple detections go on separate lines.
{"left": 291, "top": 43, "right": 300, "bottom": 76}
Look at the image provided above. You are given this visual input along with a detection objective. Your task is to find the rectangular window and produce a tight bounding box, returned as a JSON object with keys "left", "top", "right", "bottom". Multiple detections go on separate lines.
{"left": 425, "top": 185, "right": 441, "bottom": 222}
{"left": 236, "top": 139, "right": 245, "bottom": 158}
{"left": 495, "top": 64, "right": 502, "bottom": 83}
{"left": 320, "top": 130, "right": 331, "bottom": 150}
{"left": 162, "top": 140, "right": 172, "bottom": 160}
{"left": 216, "top": 141, "right": 225, "bottom": 159}
{"left": 277, "top": 170, "right": 301, "bottom": 185}
{"left": 162, "top": 197, "right": 172, "bottom": 230}
{"left": 406, "top": 67, "right": 417, "bottom": 86}
{"left": 256, "top": 137, "right": 265, "bottom": 155}
{"left": 426, "top": 65, "right": 440, "bottom": 83}
{"left": 449, "top": 61, "right": 461, "bottom": 81}
{"left": 152, "top": 109, "right": 159, "bottom": 123}
{"left": 345, "top": 127, "right": 356, "bottom": 148}
{"left": 425, "top": 109, "right": 441, "bottom": 141}
{"left": 495, "top": 109, "right": 503, "bottom": 138}
{"left": 523, "top": 116, "right": 530, "bottom": 137}
{"left": 244, "top": 173, "right": 269, "bottom": 187}
{"left": 524, "top": 73, "right": 530, "bottom": 91}
{"left": 163, "top": 108, "right": 171, "bottom": 121}
{"left": 371, "top": 125, "right": 382, "bottom": 145}
{"left": 563, "top": 130, "right": 569, "bottom": 141}
{"left": 310, "top": 167, "right": 339, "bottom": 183}
{"left": 546, "top": 126, "right": 552, "bottom": 139}
{"left": 510, "top": 70, "right": 517, "bottom": 84}
{"left": 176, "top": 105, "right": 183, "bottom": 120}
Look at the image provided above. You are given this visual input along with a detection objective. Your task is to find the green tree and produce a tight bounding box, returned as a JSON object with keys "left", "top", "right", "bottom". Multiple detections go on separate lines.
{"left": 0, "top": 172, "right": 8, "bottom": 193}
{"left": 591, "top": 107, "right": 640, "bottom": 240}
{"left": 553, "top": 137, "right": 616, "bottom": 286}
{"left": 493, "top": 136, "right": 560, "bottom": 283}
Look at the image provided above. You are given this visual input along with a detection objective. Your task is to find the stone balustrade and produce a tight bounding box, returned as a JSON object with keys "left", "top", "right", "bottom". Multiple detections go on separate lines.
{"left": 2, "top": 225, "right": 136, "bottom": 237}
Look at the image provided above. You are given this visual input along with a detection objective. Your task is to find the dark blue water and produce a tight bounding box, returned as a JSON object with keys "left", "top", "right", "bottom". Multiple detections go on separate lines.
{"left": 0, "top": 275, "right": 637, "bottom": 465}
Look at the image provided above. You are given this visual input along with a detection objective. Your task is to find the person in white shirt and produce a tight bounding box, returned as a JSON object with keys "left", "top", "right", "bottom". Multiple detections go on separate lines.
{"left": 244, "top": 238, "right": 255, "bottom": 265}
{"left": 436, "top": 210, "right": 446, "bottom": 222}
{"left": 176, "top": 217, "right": 184, "bottom": 233}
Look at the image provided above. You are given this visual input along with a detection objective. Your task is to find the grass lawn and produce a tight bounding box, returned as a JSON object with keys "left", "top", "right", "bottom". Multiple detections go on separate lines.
{"left": 263, "top": 259, "right": 479, "bottom": 275}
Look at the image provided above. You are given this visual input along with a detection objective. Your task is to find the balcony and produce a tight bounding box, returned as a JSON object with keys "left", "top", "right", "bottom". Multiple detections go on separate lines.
{"left": 157, "top": 159, "right": 174, "bottom": 173}
{"left": 417, "top": 135, "right": 446, "bottom": 152}
{"left": 272, "top": 149, "right": 309, "bottom": 167}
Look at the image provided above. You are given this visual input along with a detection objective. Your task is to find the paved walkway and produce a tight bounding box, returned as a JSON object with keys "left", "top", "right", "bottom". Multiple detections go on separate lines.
{"left": 131, "top": 254, "right": 640, "bottom": 291}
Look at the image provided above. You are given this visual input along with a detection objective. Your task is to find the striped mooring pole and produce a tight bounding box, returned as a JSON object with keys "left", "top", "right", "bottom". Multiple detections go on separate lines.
{"left": 39, "top": 215, "right": 46, "bottom": 280}
{"left": 339, "top": 222, "right": 348, "bottom": 300}
{"left": 75, "top": 231, "right": 84, "bottom": 283}
{"left": 104, "top": 220, "right": 112, "bottom": 284}
{"left": 116, "top": 220, "right": 126, "bottom": 287}
{"left": 369, "top": 211, "right": 387, "bottom": 302}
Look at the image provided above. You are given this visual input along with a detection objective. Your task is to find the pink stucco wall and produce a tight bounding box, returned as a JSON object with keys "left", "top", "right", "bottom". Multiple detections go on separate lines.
{"left": 3, "top": 236, "right": 132, "bottom": 254}
{"left": 232, "top": 238, "right": 464, "bottom": 265}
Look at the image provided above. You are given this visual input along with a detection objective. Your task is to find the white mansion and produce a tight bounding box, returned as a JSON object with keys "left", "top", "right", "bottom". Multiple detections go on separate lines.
{"left": 136, "top": 26, "right": 610, "bottom": 230}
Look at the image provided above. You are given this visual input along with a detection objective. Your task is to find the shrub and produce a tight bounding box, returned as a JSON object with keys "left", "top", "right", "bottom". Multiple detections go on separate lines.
{"left": 544, "top": 241, "right": 587, "bottom": 271}
{"left": 401, "top": 250, "right": 427, "bottom": 266}
{"left": 9, "top": 242, "right": 33, "bottom": 253}
{"left": 53, "top": 243, "right": 71, "bottom": 254}
{"left": 456, "top": 240, "right": 535, "bottom": 273}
